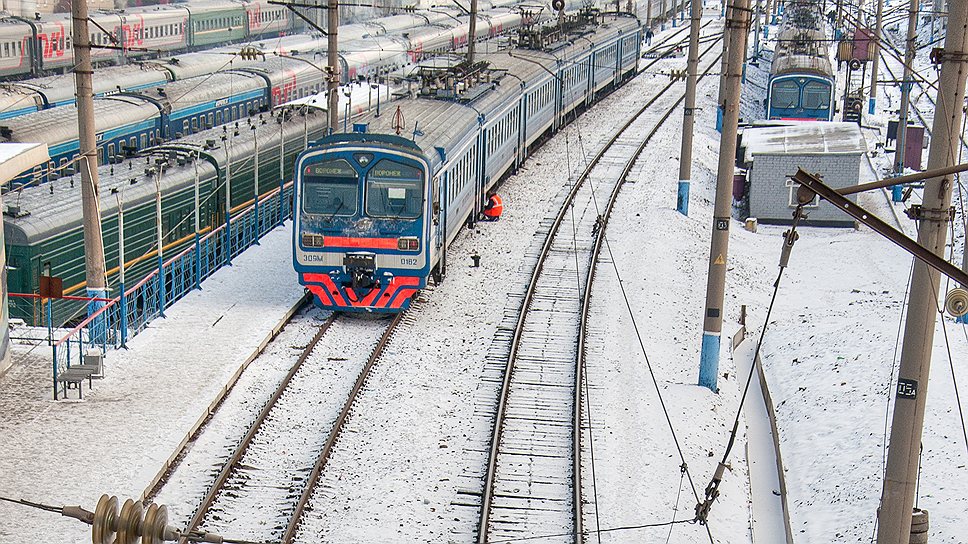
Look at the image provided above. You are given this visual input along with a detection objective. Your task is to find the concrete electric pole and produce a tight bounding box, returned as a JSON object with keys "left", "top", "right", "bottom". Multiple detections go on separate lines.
{"left": 72, "top": 0, "right": 108, "bottom": 303}
{"left": 327, "top": 0, "right": 339, "bottom": 133}
{"left": 676, "top": 0, "right": 703, "bottom": 215}
{"left": 877, "top": 0, "right": 968, "bottom": 540}
{"left": 716, "top": 1, "right": 730, "bottom": 131}
{"left": 698, "top": 0, "right": 750, "bottom": 391}
{"left": 869, "top": 0, "right": 885, "bottom": 114}
{"left": 467, "top": 0, "right": 478, "bottom": 64}
{"left": 894, "top": 0, "right": 919, "bottom": 175}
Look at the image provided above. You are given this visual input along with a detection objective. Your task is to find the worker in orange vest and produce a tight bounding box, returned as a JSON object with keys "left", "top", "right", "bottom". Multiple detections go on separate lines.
{"left": 482, "top": 193, "right": 503, "bottom": 221}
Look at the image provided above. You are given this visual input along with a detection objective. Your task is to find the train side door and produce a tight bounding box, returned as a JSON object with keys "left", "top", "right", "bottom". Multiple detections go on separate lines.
{"left": 433, "top": 173, "right": 445, "bottom": 280}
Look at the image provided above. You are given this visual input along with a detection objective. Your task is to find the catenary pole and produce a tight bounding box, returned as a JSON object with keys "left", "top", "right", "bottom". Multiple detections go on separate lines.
{"left": 676, "top": 0, "right": 703, "bottom": 215}
{"left": 468, "top": 0, "right": 478, "bottom": 64}
{"left": 763, "top": 0, "right": 772, "bottom": 37}
{"left": 72, "top": 0, "right": 108, "bottom": 304}
{"left": 716, "top": 1, "right": 730, "bottom": 131}
{"left": 753, "top": 0, "right": 761, "bottom": 57}
{"left": 327, "top": 0, "right": 339, "bottom": 133}
{"left": 877, "top": 0, "right": 968, "bottom": 540}
{"left": 894, "top": 0, "right": 919, "bottom": 175}
{"left": 698, "top": 0, "right": 750, "bottom": 391}
{"left": 869, "top": 0, "right": 885, "bottom": 114}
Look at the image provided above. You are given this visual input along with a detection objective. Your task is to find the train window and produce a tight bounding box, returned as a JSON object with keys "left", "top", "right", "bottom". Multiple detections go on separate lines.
{"left": 802, "top": 81, "right": 831, "bottom": 110}
{"left": 366, "top": 159, "right": 423, "bottom": 219}
{"left": 772, "top": 80, "right": 800, "bottom": 109}
{"left": 302, "top": 159, "right": 358, "bottom": 216}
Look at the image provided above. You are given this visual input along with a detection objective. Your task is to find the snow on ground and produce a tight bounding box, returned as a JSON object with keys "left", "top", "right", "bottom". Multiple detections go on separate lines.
{"left": 731, "top": 10, "right": 968, "bottom": 544}
{"left": 579, "top": 17, "right": 758, "bottom": 543}
{"left": 0, "top": 225, "right": 303, "bottom": 543}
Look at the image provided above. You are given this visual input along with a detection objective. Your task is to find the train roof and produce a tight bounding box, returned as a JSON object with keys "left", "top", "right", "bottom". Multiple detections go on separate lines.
{"left": 772, "top": 27, "right": 833, "bottom": 78}
{"left": 2, "top": 152, "right": 217, "bottom": 246}
{"left": 771, "top": 52, "right": 833, "bottom": 78}
{"left": 2, "top": 108, "right": 317, "bottom": 245}
{"left": 0, "top": 96, "right": 159, "bottom": 147}
{"left": 154, "top": 70, "right": 266, "bottom": 112}
{"left": 16, "top": 64, "right": 172, "bottom": 107}
{"left": 346, "top": 13, "right": 639, "bottom": 173}
{"left": 183, "top": 2, "right": 247, "bottom": 15}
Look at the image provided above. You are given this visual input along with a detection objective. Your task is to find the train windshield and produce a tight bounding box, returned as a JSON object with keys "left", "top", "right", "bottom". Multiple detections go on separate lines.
{"left": 802, "top": 81, "right": 831, "bottom": 110}
{"left": 365, "top": 159, "right": 424, "bottom": 220}
{"left": 301, "top": 159, "right": 359, "bottom": 217}
{"left": 772, "top": 80, "right": 800, "bottom": 108}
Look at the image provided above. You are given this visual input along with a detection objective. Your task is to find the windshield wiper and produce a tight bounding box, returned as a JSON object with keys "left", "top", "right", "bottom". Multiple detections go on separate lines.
{"left": 326, "top": 197, "right": 345, "bottom": 222}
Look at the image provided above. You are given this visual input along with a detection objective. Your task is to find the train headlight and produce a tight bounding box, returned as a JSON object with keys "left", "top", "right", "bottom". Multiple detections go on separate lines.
{"left": 302, "top": 233, "right": 325, "bottom": 247}
{"left": 397, "top": 237, "right": 419, "bottom": 251}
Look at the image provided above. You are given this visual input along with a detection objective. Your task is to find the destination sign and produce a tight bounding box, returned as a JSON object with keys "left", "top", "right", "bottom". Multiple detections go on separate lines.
{"left": 305, "top": 160, "right": 356, "bottom": 177}
{"left": 368, "top": 161, "right": 421, "bottom": 180}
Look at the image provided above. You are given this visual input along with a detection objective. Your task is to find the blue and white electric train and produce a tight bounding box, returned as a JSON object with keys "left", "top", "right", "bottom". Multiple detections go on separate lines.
{"left": 766, "top": 0, "right": 835, "bottom": 121}
{"left": 292, "top": 12, "right": 642, "bottom": 312}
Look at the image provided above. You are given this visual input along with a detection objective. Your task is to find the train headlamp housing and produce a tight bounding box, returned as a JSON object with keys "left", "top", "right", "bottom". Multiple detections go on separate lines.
{"left": 397, "top": 237, "right": 419, "bottom": 251}
{"left": 302, "top": 233, "right": 325, "bottom": 247}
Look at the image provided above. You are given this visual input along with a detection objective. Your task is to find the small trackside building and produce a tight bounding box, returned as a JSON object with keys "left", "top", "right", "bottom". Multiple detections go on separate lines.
{"left": 740, "top": 122, "right": 867, "bottom": 227}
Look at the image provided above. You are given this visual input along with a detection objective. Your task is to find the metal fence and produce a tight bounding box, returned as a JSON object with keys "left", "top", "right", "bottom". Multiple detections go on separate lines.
{"left": 42, "top": 183, "right": 293, "bottom": 400}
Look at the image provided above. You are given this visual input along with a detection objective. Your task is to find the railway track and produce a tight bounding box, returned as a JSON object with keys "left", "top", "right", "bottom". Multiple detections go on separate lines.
{"left": 176, "top": 312, "right": 403, "bottom": 544}
{"left": 476, "top": 35, "right": 724, "bottom": 544}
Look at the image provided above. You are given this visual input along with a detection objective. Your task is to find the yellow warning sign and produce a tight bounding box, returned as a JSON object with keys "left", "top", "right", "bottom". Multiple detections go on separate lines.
{"left": 714, "top": 254, "right": 726, "bottom": 265}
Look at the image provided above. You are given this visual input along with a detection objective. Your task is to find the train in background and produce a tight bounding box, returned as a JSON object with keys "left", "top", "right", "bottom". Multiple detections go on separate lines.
{"left": 292, "top": 11, "right": 642, "bottom": 312}
{"left": 0, "top": 0, "right": 683, "bottom": 120}
{"left": 765, "top": 0, "right": 835, "bottom": 121}
{"left": 0, "top": 0, "right": 300, "bottom": 79}
{"left": 0, "top": 6, "right": 528, "bottom": 186}
{"left": 0, "top": 2, "right": 514, "bottom": 119}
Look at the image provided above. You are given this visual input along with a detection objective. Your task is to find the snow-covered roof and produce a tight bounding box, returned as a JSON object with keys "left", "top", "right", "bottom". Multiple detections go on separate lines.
{"left": 0, "top": 142, "right": 48, "bottom": 186}
{"left": 742, "top": 122, "right": 867, "bottom": 163}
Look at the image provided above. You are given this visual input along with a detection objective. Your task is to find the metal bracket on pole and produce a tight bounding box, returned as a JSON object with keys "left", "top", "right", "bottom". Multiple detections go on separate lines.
{"left": 930, "top": 48, "right": 968, "bottom": 65}
{"left": 904, "top": 204, "right": 955, "bottom": 222}
{"left": 791, "top": 168, "right": 968, "bottom": 287}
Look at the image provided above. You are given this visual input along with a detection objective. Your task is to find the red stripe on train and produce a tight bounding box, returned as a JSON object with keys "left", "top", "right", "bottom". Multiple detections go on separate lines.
{"left": 323, "top": 236, "right": 399, "bottom": 249}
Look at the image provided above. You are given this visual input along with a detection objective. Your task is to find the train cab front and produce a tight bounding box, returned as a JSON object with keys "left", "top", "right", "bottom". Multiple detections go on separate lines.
{"left": 293, "top": 139, "right": 431, "bottom": 313}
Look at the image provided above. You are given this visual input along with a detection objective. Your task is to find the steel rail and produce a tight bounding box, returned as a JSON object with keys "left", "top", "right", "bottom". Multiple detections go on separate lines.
{"left": 477, "top": 32, "right": 724, "bottom": 543}
{"left": 179, "top": 313, "right": 339, "bottom": 543}
{"left": 143, "top": 293, "right": 311, "bottom": 503}
{"left": 281, "top": 311, "right": 405, "bottom": 543}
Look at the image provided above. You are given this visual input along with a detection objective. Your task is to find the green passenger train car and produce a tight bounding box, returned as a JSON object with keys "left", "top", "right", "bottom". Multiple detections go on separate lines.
{"left": 3, "top": 108, "right": 324, "bottom": 326}
{"left": 187, "top": 2, "right": 248, "bottom": 47}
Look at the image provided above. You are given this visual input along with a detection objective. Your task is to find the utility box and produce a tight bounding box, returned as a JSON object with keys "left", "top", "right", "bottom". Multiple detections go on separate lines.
{"left": 740, "top": 122, "right": 867, "bottom": 227}
{"left": 886, "top": 122, "right": 925, "bottom": 170}
{"left": 853, "top": 28, "right": 875, "bottom": 61}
